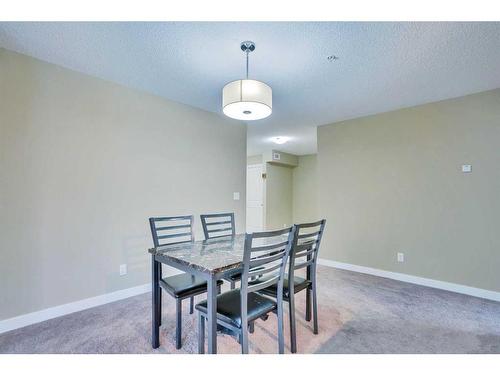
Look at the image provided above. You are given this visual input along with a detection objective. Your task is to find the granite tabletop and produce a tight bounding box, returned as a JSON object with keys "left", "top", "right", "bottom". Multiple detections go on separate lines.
{"left": 149, "top": 234, "right": 248, "bottom": 275}
{"left": 148, "top": 233, "right": 314, "bottom": 276}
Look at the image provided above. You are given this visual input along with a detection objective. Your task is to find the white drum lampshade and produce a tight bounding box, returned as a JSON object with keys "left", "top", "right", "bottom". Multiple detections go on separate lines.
{"left": 222, "top": 79, "right": 272, "bottom": 121}
{"left": 222, "top": 41, "right": 272, "bottom": 121}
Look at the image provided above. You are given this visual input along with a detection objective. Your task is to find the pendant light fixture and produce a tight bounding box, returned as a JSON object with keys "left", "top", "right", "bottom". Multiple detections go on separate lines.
{"left": 222, "top": 41, "right": 272, "bottom": 121}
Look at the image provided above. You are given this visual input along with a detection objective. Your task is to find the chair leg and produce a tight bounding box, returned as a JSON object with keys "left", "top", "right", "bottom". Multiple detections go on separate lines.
{"left": 190, "top": 296, "right": 194, "bottom": 314}
{"left": 277, "top": 305, "right": 285, "bottom": 354}
{"left": 312, "top": 279, "right": 319, "bottom": 335}
{"left": 249, "top": 321, "right": 255, "bottom": 334}
{"left": 217, "top": 284, "right": 221, "bottom": 294}
{"left": 198, "top": 312, "right": 205, "bottom": 354}
{"left": 230, "top": 280, "right": 236, "bottom": 290}
{"left": 241, "top": 328, "right": 249, "bottom": 354}
{"left": 289, "top": 295, "right": 297, "bottom": 353}
{"left": 305, "top": 287, "right": 312, "bottom": 322}
{"left": 175, "top": 298, "right": 182, "bottom": 349}
{"left": 158, "top": 266, "right": 162, "bottom": 327}
{"left": 158, "top": 290, "right": 162, "bottom": 326}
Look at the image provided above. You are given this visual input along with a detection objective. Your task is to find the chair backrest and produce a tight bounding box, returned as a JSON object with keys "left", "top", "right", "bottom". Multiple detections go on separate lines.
{"left": 149, "top": 215, "right": 194, "bottom": 247}
{"left": 200, "top": 212, "right": 235, "bottom": 240}
{"left": 289, "top": 219, "right": 326, "bottom": 281}
{"left": 240, "top": 226, "right": 295, "bottom": 300}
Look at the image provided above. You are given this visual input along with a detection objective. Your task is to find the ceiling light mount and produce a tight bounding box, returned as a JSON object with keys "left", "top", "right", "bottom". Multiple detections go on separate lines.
{"left": 222, "top": 41, "right": 272, "bottom": 121}
{"left": 240, "top": 41, "right": 256, "bottom": 53}
{"left": 271, "top": 136, "right": 290, "bottom": 145}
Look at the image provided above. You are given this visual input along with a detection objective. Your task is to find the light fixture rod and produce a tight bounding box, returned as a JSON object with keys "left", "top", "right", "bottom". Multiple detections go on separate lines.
{"left": 246, "top": 50, "right": 249, "bottom": 79}
{"left": 240, "top": 41, "right": 255, "bottom": 79}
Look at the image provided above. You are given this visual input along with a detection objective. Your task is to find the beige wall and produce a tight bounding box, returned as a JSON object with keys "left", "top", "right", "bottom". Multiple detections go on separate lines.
{"left": 318, "top": 89, "right": 500, "bottom": 292}
{"left": 247, "top": 155, "right": 262, "bottom": 165}
{"left": 247, "top": 151, "right": 297, "bottom": 231}
{"left": 293, "top": 154, "right": 318, "bottom": 224}
{"left": 264, "top": 163, "right": 294, "bottom": 230}
{"left": 263, "top": 150, "right": 298, "bottom": 167}
{"left": 0, "top": 49, "right": 247, "bottom": 320}
{"left": 248, "top": 152, "right": 318, "bottom": 230}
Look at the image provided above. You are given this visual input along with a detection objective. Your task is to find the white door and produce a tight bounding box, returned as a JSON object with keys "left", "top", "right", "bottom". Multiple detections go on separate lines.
{"left": 246, "top": 164, "right": 264, "bottom": 233}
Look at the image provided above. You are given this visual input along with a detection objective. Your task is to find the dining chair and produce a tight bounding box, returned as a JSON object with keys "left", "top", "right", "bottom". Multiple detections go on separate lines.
{"left": 196, "top": 226, "right": 296, "bottom": 354}
{"left": 149, "top": 215, "right": 222, "bottom": 349}
{"left": 200, "top": 212, "right": 240, "bottom": 289}
{"left": 200, "top": 212, "right": 235, "bottom": 239}
{"left": 257, "top": 219, "right": 326, "bottom": 353}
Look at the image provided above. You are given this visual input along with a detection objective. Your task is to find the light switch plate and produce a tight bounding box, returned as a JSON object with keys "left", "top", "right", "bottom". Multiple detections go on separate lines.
{"left": 119, "top": 264, "right": 127, "bottom": 276}
{"left": 233, "top": 192, "right": 240, "bottom": 201}
{"left": 397, "top": 253, "right": 404, "bottom": 263}
{"left": 462, "top": 164, "right": 472, "bottom": 173}
{"left": 272, "top": 152, "right": 281, "bottom": 161}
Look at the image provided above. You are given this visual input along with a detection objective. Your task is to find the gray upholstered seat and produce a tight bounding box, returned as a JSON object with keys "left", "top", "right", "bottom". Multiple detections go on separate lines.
{"left": 160, "top": 274, "right": 222, "bottom": 299}
{"left": 255, "top": 274, "right": 311, "bottom": 299}
{"left": 196, "top": 289, "right": 276, "bottom": 328}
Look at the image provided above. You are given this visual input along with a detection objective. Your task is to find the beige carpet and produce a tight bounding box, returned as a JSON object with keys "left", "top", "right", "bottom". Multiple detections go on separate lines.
{"left": 1, "top": 266, "right": 499, "bottom": 354}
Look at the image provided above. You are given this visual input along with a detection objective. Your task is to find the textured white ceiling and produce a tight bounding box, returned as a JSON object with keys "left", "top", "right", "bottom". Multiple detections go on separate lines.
{"left": 1, "top": 22, "right": 499, "bottom": 155}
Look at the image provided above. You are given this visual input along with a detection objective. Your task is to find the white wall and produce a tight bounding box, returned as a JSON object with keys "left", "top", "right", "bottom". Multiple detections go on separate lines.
{"left": 0, "top": 49, "right": 247, "bottom": 320}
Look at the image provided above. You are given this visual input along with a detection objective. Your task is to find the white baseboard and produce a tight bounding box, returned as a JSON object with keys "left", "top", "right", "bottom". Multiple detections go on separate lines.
{"left": 2, "top": 260, "right": 498, "bottom": 335}
{"left": 0, "top": 265, "right": 185, "bottom": 334}
{"left": 318, "top": 258, "right": 500, "bottom": 302}
{"left": 0, "top": 283, "right": 152, "bottom": 334}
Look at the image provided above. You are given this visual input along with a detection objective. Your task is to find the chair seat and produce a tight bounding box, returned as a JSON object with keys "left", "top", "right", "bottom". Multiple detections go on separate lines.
{"left": 225, "top": 265, "right": 267, "bottom": 282}
{"left": 195, "top": 289, "right": 277, "bottom": 328}
{"left": 257, "top": 275, "right": 311, "bottom": 299}
{"left": 225, "top": 271, "right": 242, "bottom": 282}
{"left": 160, "top": 273, "right": 222, "bottom": 298}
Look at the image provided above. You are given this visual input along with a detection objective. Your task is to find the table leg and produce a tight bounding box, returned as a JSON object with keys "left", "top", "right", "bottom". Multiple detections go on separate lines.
{"left": 206, "top": 276, "right": 218, "bottom": 354}
{"left": 152, "top": 255, "right": 160, "bottom": 349}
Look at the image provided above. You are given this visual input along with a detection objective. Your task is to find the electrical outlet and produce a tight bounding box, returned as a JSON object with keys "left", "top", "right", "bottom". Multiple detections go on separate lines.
{"left": 462, "top": 164, "right": 472, "bottom": 173}
{"left": 119, "top": 264, "right": 127, "bottom": 276}
{"left": 397, "top": 253, "right": 405, "bottom": 263}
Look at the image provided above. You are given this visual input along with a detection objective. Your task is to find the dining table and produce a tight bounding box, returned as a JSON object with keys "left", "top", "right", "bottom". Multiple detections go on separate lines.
{"left": 149, "top": 233, "right": 249, "bottom": 354}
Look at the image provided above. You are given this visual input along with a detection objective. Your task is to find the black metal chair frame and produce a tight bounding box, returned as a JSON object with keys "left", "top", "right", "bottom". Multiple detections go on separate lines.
{"left": 200, "top": 213, "right": 240, "bottom": 289}
{"left": 197, "top": 226, "right": 296, "bottom": 354}
{"left": 259, "top": 219, "right": 326, "bottom": 353}
{"left": 149, "top": 215, "right": 221, "bottom": 349}
{"left": 200, "top": 212, "right": 236, "bottom": 240}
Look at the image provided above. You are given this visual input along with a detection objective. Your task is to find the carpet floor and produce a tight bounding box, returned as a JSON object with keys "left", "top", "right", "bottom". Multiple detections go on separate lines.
{"left": 1, "top": 266, "right": 499, "bottom": 354}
